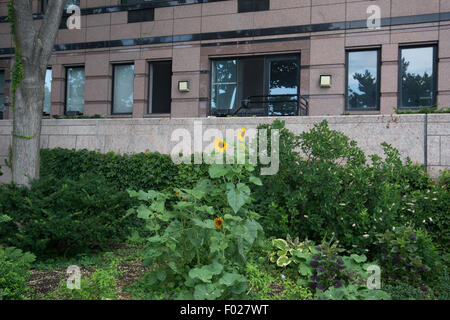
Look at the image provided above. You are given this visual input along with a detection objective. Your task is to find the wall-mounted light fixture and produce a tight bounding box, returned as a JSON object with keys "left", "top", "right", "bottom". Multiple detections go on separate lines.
{"left": 178, "top": 80, "right": 190, "bottom": 92}
{"left": 319, "top": 75, "right": 332, "bottom": 88}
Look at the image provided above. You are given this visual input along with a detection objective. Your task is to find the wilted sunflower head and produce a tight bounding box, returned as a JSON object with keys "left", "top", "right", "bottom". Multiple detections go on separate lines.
{"left": 214, "top": 138, "right": 227, "bottom": 153}
{"left": 238, "top": 128, "right": 246, "bottom": 142}
{"left": 214, "top": 217, "right": 224, "bottom": 229}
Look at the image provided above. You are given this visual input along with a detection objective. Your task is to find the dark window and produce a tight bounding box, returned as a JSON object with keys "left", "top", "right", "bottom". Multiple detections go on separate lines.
{"left": 346, "top": 49, "right": 380, "bottom": 110}
{"left": 42, "top": 0, "right": 79, "bottom": 12}
{"left": 211, "top": 54, "right": 300, "bottom": 116}
{"left": 398, "top": 45, "right": 437, "bottom": 109}
{"left": 0, "top": 70, "right": 4, "bottom": 119}
{"left": 65, "top": 66, "right": 85, "bottom": 115}
{"left": 128, "top": 8, "right": 154, "bottom": 23}
{"left": 149, "top": 61, "right": 172, "bottom": 114}
{"left": 238, "top": 0, "right": 270, "bottom": 13}
{"left": 44, "top": 68, "right": 52, "bottom": 115}
{"left": 113, "top": 64, "right": 135, "bottom": 114}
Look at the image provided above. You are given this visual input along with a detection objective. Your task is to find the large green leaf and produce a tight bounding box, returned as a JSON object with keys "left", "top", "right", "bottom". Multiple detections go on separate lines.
{"left": 136, "top": 205, "right": 152, "bottom": 220}
{"left": 276, "top": 255, "right": 291, "bottom": 267}
{"left": 272, "top": 239, "right": 290, "bottom": 251}
{"left": 194, "top": 283, "right": 222, "bottom": 300}
{"left": 219, "top": 273, "right": 246, "bottom": 286}
{"left": 226, "top": 183, "right": 250, "bottom": 214}
{"left": 209, "top": 164, "right": 229, "bottom": 178}
{"left": 188, "top": 261, "right": 224, "bottom": 283}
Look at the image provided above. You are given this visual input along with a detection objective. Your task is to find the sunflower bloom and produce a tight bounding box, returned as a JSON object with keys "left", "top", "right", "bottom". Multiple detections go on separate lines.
{"left": 214, "top": 217, "right": 224, "bottom": 229}
{"left": 214, "top": 138, "right": 227, "bottom": 153}
{"left": 238, "top": 128, "right": 246, "bottom": 142}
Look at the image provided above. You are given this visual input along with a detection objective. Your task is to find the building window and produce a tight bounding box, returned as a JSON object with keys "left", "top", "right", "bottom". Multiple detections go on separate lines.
{"left": 65, "top": 66, "right": 85, "bottom": 115}
{"left": 43, "top": 68, "right": 52, "bottom": 115}
{"left": 399, "top": 45, "right": 437, "bottom": 109}
{"left": 0, "top": 70, "right": 4, "bottom": 119}
{"left": 148, "top": 61, "right": 172, "bottom": 114}
{"left": 112, "top": 64, "right": 134, "bottom": 114}
{"left": 211, "top": 54, "right": 300, "bottom": 116}
{"left": 42, "top": 0, "right": 79, "bottom": 12}
{"left": 346, "top": 49, "right": 380, "bottom": 110}
{"left": 127, "top": 8, "right": 154, "bottom": 23}
{"left": 238, "top": 0, "right": 270, "bottom": 13}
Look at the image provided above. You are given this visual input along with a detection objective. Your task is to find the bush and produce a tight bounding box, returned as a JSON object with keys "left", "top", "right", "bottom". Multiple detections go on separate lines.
{"left": 0, "top": 174, "right": 140, "bottom": 258}
{"left": 253, "top": 120, "right": 440, "bottom": 256}
{"left": 0, "top": 246, "right": 36, "bottom": 300}
{"left": 40, "top": 148, "right": 179, "bottom": 192}
{"left": 384, "top": 282, "right": 434, "bottom": 300}
{"left": 374, "top": 226, "right": 441, "bottom": 290}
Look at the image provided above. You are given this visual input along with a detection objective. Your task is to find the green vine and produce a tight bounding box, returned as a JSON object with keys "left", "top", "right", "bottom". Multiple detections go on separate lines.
{"left": 7, "top": 0, "right": 24, "bottom": 112}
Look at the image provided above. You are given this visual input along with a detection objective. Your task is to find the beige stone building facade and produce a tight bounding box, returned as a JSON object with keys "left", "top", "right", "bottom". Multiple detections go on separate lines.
{"left": 0, "top": 0, "right": 449, "bottom": 119}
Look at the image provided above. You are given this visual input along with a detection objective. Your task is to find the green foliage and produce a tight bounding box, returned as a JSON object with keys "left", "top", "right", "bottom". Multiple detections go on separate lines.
{"left": 245, "top": 262, "right": 313, "bottom": 300}
{"left": 127, "top": 142, "right": 264, "bottom": 300}
{"left": 439, "top": 169, "right": 450, "bottom": 190}
{"left": 7, "top": 0, "right": 24, "bottom": 111}
{"left": 0, "top": 174, "right": 140, "bottom": 259}
{"left": 395, "top": 107, "right": 450, "bottom": 114}
{"left": 253, "top": 120, "right": 441, "bottom": 256}
{"left": 40, "top": 148, "right": 179, "bottom": 192}
{"left": 46, "top": 261, "right": 119, "bottom": 300}
{"left": 269, "top": 236, "right": 390, "bottom": 300}
{"left": 0, "top": 246, "right": 36, "bottom": 300}
{"left": 374, "top": 226, "right": 440, "bottom": 290}
{"left": 383, "top": 282, "right": 434, "bottom": 300}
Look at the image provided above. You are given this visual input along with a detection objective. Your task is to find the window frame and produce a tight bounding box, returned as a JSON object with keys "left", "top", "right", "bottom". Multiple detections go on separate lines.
{"left": 345, "top": 48, "right": 381, "bottom": 111}
{"left": 397, "top": 44, "right": 438, "bottom": 110}
{"left": 64, "top": 65, "right": 85, "bottom": 116}
{"left": 209, "top": 53, "right": 301, "bottom": 116}
{"left": 148, "top": 60, "right": 172, "bottom": 115}
{"left": 111, "top": 63, "right": 135, "bottom": 115}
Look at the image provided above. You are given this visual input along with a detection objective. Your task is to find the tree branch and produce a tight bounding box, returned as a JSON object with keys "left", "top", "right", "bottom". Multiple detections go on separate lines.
{"left": 36, "top": 0, "right": 65, "bottom": 67}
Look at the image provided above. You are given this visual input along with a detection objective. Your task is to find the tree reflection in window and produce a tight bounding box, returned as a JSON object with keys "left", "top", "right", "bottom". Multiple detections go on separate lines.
{"left": 66, "top": 66, "right": 85, "bottom": 114}
{"left": 399, "top": 46, "right": 435, "bottom": 108}
{"left": 211, "top": 60, "right": 237, "bottom": 110}
{"left": 346, "top": 50, "right": 379, "bottom": 110}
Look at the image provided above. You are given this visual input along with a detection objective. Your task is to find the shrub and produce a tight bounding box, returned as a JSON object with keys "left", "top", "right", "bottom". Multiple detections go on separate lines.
{"left": 40, "top": 148, "right": 179, "bottom": 192}
{"left": 374, "top": 226, "right": 440, "bottom": 290}
{"left": 439, "top": 169, "right": 450, "bottom": 190}
{"left": 384, "top": 282, "right": 434, "bottom": 300}
{"left": 127, "top": 139, "right": 265, "bottom": 300}
{"left": 0, "top": 174, "right": 140, "bottom": 258}
{"left": 253, "top": 120, "right": 438, "bottom": 256}
{"left": 0, "top": 246, "right": 36, "bottom": 300}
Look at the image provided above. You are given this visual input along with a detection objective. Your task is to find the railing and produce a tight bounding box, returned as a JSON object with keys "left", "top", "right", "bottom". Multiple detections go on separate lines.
{"left": 212, "top": 94, "right": 309, "bottom": 117}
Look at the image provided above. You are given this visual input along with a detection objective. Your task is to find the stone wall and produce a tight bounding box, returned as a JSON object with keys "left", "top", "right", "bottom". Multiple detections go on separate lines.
{"left": 1, "top": 114, "right": 449, "bottom": 183}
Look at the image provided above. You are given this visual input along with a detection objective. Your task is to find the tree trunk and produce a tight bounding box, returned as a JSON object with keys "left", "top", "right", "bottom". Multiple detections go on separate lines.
{"left": 9, "top": 0, "right": 65, "bottom": 187}
{"left": 12, "top": 70, "right": 45, "bottom": 186}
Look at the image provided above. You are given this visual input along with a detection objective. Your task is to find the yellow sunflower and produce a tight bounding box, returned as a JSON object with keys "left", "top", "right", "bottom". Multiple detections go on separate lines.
{"left": 214, "top": 217, "right": 224, "bottom": 229}
{"left": 214, "top": 138, "right": 228, "bottom": 153}
{"left": 238, "top": 128, "right": 246, "bottom": 142}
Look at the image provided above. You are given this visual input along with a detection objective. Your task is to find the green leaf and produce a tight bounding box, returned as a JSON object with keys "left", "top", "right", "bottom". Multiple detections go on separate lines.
{"left": 194, "top": 283, "right": 222, "bottom": 300}
{"left": 249, "top": 176, "right": 263, "bottom": 186}
{"left": 272, "top": 239, "right": 290, "bottom": 251}
{"left": 209, "top": 164, "right": 228, "bottom": 178}
{"left": 226, "top": 183, "right": 250, "bottom": 214}
{"left": 219, "top": 273, "right": 246, "bottom": 286}
{"left": 136, "top": 205, "right": 152, "bottom": 220}
{"left": 192, "top": 218, "right": 216, "bottom": 230}
{"left": 276, "top": 255, "right": 291, "bottom": 267}
{"left": 298, "top": 264, "right": 313, "bottom": 276}
{"left": 350, "top": 254, "right": 367, "bottom": 263}
{"left": 188, "top": 261, "right": 223, "bottom": 283}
